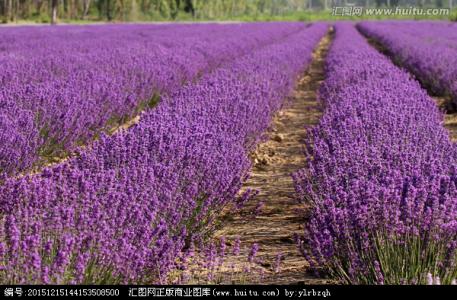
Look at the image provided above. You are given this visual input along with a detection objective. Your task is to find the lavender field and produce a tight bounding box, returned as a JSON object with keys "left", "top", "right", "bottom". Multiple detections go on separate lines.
{"left": 1, "top": 20, "right": 457, "bottom": 286}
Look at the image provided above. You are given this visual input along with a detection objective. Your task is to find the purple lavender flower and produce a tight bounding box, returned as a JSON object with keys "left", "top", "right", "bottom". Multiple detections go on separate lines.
{"left": 248, "top": 243, "right": 260, "bottom": 264}
{"left": 252, "top": 201, "right": 265, "bottom": 217}
{"left": 232, "top": 237, "right": 241, "bottom": 256}
{"left": 274, "top": 253, "right": 283, "bottom": 274}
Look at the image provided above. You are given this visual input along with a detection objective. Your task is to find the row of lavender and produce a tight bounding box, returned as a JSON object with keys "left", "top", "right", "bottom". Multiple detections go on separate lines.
{"left": 0, "top": 23, "right": 328, "bottom": 284}
{"left": 293, "top": 23, "right": 457, "bottom": 284}
{"left": 0, "top": 23, "right": 304, "bottom": 176}
{"left": 357, "top": 21, "right": 457, "bottom": 103}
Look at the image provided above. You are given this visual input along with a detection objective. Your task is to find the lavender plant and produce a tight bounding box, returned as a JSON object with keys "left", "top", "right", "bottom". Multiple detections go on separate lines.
{"left": 0, "top": 23, "right": 306, "bottom": 175}
{"left": 358, "top": 21, "right": 457, "bottom": 104}
{"left": 293, "top": 23, "right": 457, "bottom": 285}
{"left": 0, "top": 23, "right": 328, "bottom": 284}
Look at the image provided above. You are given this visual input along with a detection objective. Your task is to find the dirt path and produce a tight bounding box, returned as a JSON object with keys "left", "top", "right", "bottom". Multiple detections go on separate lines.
{"left": 208, "top": 31, "right": 333, "bottom": 285}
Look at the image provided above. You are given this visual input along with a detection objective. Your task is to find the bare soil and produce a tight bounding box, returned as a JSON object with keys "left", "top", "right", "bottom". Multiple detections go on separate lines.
{"left": 209, "top": 31, "right": 333, "bottom": 285}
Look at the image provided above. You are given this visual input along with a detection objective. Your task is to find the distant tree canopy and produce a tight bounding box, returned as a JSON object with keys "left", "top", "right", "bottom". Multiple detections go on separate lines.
{"left": 0, "top": 0, "right": 454, "bottom": 23}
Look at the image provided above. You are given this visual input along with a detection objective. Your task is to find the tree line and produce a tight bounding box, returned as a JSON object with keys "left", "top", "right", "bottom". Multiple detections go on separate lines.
{"left": 0, "top": 0, "right": 454, "bottom": 24}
